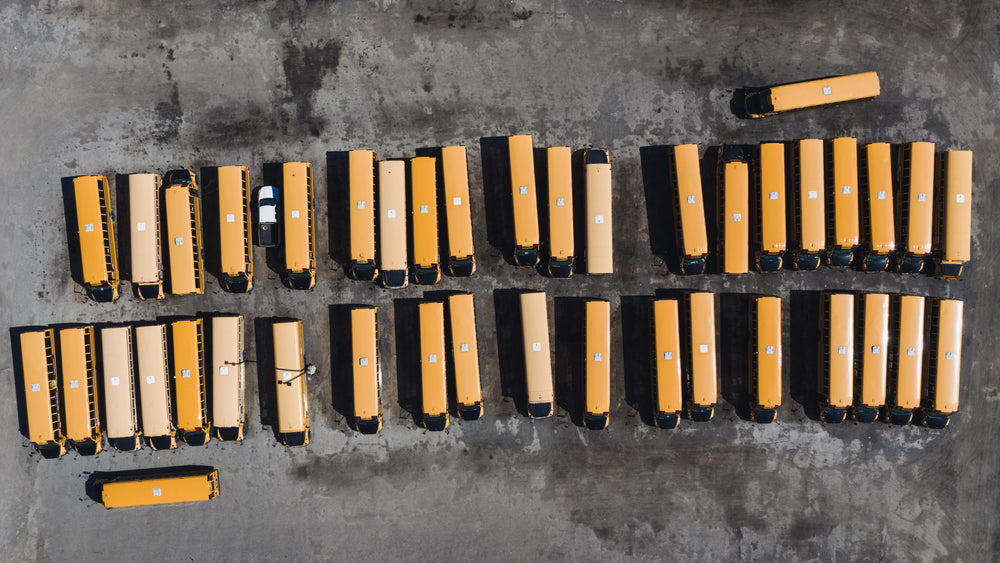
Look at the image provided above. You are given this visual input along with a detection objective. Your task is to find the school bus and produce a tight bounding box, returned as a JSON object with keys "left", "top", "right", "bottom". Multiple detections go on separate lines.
{"left": 350, "top": 306, "right": 382, "bottom": 434}
{"left": 73, "top": 175, "right": 120, "bottom": 303}
{"left": 583, "top": 299, "right": 611, "bottom": 430}
{"left": 448, "top": 293, "right": 483, "bottom": 420}
{"left": 671, "top": 144, "right": 709, "bottom": 274}
{"left": 520, "top": 291, "right": 554, "bottom": 418}
{"left": 824, "top": 138, "right": 860, "bottom": 267}
{"left": 509, "top": 134, "right": 540, "bottom": 266}
{"left": 95, "top": 467, "right": 220, "bottom": 509}
{"left": 170, "top": 319, "right": 210, "bottom": 446}
{"left": 419, "top": 302, "right": 449, "bottom": 431}
{"left": 100, "top": 326, "right": 141, "bottom": 451}
{"left": 651, "top": 299, "right": 683, "bottom": 429}
{"left": 749, "top": 296, "right": 781, "bottom": 423}
{"left": 163, "top": 170, "right": 204, "bottom": 295}
{"left": 128, "top": 173, "right": 164, "bottom": 300}
{"left": 896, "top": 142, "right": 935, "bottom": 273}
{"left": 923, "top": 299, "right": 963, "bottom": 429}
{"left": 411, "top": 156, "right": 441, "bottom": 285}
{"left": 19, "top": 329, "right": 66, "bottom": 457}
{"left": 135, "top": 324, "right": 177, "bottom": 450}
{"left": 819, "top": 293, "right": 854, "bottom": 424}
{"left": 584, "top": 149, "right": 613, "bottom": 275}
{"left": 854, "top": 293, "right": 889, "bottom": 423}
{"left": 717, "top": 146, "right": 749, "bottom": 274}
{"left": 888, "top": 296, "right": 924, "bottom": 425}
{"left": 441, "top": 145, "right": 476, "bottom": 276}
{"left": 755, "top": 143, "right": 787, "bottom": 272}
{"left": 935, "top": 150, "right": 973, "bottom": 277}
{"left": 378, "top": 160, "right": 408, "bottom": 289}
{"left": 743, "top": 71, "right": 880, "bottom": 118}
{"left": 211, "top": 315, "right": 245, "bottom": 441}
{"left": 861, "top": 143, "right": 895, "bottom": 272}
{"left": 686, "top": 292, "right": 717, "bottom": 421}
{"left": 789, "top": 139, "right": 826, "bottom": 270}
{"left": 348, "top": 150, "right": 378, "bottom": 281}
{"left": 281, "top": 162, "right": 316, "bottom": 290}
{"left": 217, "top": 165, "right": 254, "bottom": 292}
{"left": 57, "top": 326, "right": 102, "bottom": 455}
{"left": 546, "top": 146, "right": 574, "bottom": 277}
{"left": 274, "top": 320, "right": 309, "bottom": 446}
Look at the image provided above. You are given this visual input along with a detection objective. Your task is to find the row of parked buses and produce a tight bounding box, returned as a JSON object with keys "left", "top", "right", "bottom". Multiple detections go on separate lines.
{"left": 675, "top": 141, "right": 973, "bottom": 276}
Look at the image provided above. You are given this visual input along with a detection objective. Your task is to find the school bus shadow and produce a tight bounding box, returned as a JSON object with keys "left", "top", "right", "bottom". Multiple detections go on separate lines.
{"left": 252, "top": 316, "right": 283, "bottom": 443}
{"left": 701, "top": 146, "right": 722, "bottom": 275}
{"left": 84, "top": 465, "right": 217, "bottom": 504}
{"left": 393, "top": 298, "right": 424, "bottom": 428}
{"left": 198, "top": 166, "right": 224, "bottom": 290}
{"left": 719, "top": 293, "right": 752, "bottom": 421}
{"left": 112, "top": 174, "right": 133, "bottom": 291}
{"left": 730, "top": 88, "right": 754, "bottom": 119}
{"left": 492, "top": 288, "right": 528, "bottom": 417}
{"left": 260, "top": 163, "right": 286, "bottom": 282}
{"left": 325, "top": 151, "right": 353, "bottom": 277}
{"left": 328, "top": 304, "right": 355, "bottom": 426}
{"left": 620, "top": 295, "right": 654, "bottom": 426}
{"left": 554, "top": 297, "right": 585, "bottom": 427}
{"left": 638, "top": 147, "right": 681, "bottom": 275}
{"left": 479, "top": 136, "right": 518, "bottom": 266}
{"left": 60, "top": 177, "right": 85, "bottom": 290}
{"left": 789, "top": 290, "right": 821, "bottom": 421}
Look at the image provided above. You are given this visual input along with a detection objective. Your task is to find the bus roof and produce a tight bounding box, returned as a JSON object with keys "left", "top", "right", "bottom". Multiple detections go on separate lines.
{"left": 218, "top": 165, "right": 252, "bottom": 278}
{"left": 99, "top": 469, "right": 219, "bottom": 508}
{"left": 829, "top": 138, "right": 860, "bottom": 248}
{"left": 378, "top": 160, "right": 408, "bottom": 272}
{"left": 448, "top": 294, "right": 482, "bottom": 408}
{"left": 419, "top": 302, "right": 448, "bottom": 417}
{"left": 940, "top": 150, "right": 972, "bottom": 263}
{"left": 349, "top": 150, "right": 377, "bottom": 264}
{"left": 509, "top": 135, "right": 540, "bottom": 249}
{"left": 902, "top": 142, "right": 935, "bottom": 255}
{"left": 688, "top": 292, "right": 717, "bottom": 406}
{"left": 520, "top": 292, "right": 553, "bottom": 406}
{"left": 547, "top": 147, "right": 574, "bottom": 262}
{"left": 282, "top": 162, "right": 315, "bottom": 273}
{"left": 128, "top": 174, "right": 161, "bottom": 285}
{"left": 20, "top": 329, "right": 60, "bottom": 445}
{"left": 932, "top": 300, "right": 963, "bottom": 413}
{"left": 825, "top": 293, "right": 854, "bottom": 408}
{"left": 171, "top": 319, "right": 207, "bottom": 433}
{"left": 135, "top": 324, "right": 174, "bottom": 437}
{"left": 673, "top": 144, "right": 709, "bottom": 256}
{"left": 753, "top": 296, "right": 782, "bottom": 410}
{"left": 100, "top": 326, "right": 137, "bottom": 440}
{"left": 893, "top": 296, "right": 924, "bottom": 410}
{"left": 273, "top": 320, "right": 307, "bottom": 434}
{"left": 58, "top": 326, "right": 98, "bottom": 442}
{"left": 351, "top": 307, "right": 381, "bottom": 421}
{"left": 769, "top": 72, "right": 880, "bottom": 113}
{"left": 652, "top": 299, "right": 683, "bottom": 415}
{"left": 860, "top": 294, "right": 889, "bottom": 407}
{"left": 164, "top": 184, "right": 202, "bottom": 295}
{"left": 865, "top": 143, "right": 895, "bottom": 253}
{"left": 73, "top": 175, "right": 116, "bottom": 286}
{"left": 720, "top": 159, "right": 749, "bottom": 274}
{"left": 795, "top": 139, "right": 826, "bottom": 253}
{"left": 211, "top": 315, "right": 244, "bottom": 430}
{"left": 585, "top": 153, "right": 613, "bottom": 274}
{"left": 411, "top": 157, "right": 440, "bottom": 270}
{"left": 584, "top": 300, "right": 611, "bottom": 416}
{"left": 441, "top": 146, "right": 475, "bottom": 260}
{"left": 758, "top": 143, "right": 786, "bottom": 254}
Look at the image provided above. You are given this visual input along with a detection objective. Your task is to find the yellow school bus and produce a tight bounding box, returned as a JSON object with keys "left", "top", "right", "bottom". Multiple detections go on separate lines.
{"left": 448, "top": 293, "right": 483, "bottom": 420}
{"left": 96, "top": 467, "right": 220, "bottom": 509}
{"left": 441, "top": 146, "right": 476, "bottom": 276}
{"left": 583, "top": 299, "right": 611, "bottom": 430}
{"left": 672, "top": 144, "right": 709, "bottom": 274}
{"left": 411, "top": 156, "right": 441, "bottom": 285}
{"left": 755, "top": 143, "right": 787, "bottom": 272}
{"left": 546, "top": 146, "right": 574, "bottom": 277}
{"left": 935, "top": 150, "right": 973, "bottom": 277}
{"left": 509, "top": 134, "right": 540, "bottom": 266}
{"left": 211, "top": 315, "right": 245, "bottom": 441}
{"left": 100, "top": 326, "right": 141, "bottom": 451}
{"left": 520, "top": 291, "right": 554, "bottom": 418}
{"left": 854, "top": 293, "right": 889, "bottom": 423}
{"left": 135, "top": 324, "right": 177, "bottom": 450}
{"left": 218, "top": 165, "right": 253, "bottom": 292}
{"left": 825, "top": 138, "right": 860, "bottom": 267}
{"left": 350, "top": 306, "right": 382, "bottom": 434}
{"left": 923, "top": 299, "right": 963, "bottom": 429}
{"left": 419, "top": 302, "right": 449, "bottom": 431}
{"left": 651, "top": 299, "right": 683, "bottom": 429}
{"left": 861, "top": 144, "right": 895, "bottom": 272}
{"left": 128, "top": 173, "right": 164, "bottom": 300}
{"left": 896, "top": 142, "right": 935, "bottom": 273}
{"left": 584, "top": 149, "right": 613, "bottom": 275}
{"left": 789, "top": 139, "right": 826, "bottom": 270}
{"left": 348, "top": 150, "right": 378, "bottom": 281}
{"left": 171, "top": 319, "right": 210, "bottom": 446}
{"left": 717, "top": 146, "right": 749, "bottom": 274}
{"left": 19, "top": 329, "right": 66, "bottom": 457}
{"left": 163, "top": 170, "right": 204, "bottom": 295}
{"left": 744, "top": 71, "right": 880, "bottom": 118}
{"left": 378, "top": 160, "right": 408, "bottom": 289}
{"left": 888, "top": 295, "right": 924, "bottom": 425}
{"left": 274, "top": 320, "right": 309, "bottom": 446}
{"left": 73, "top": 175, "right": 120, "bottom": 303}
{"left": 686, "top": 292, "right": 717, "bottom": 421}
{"left": 282, "top": 162, "right": 316, "bottom": 290}
{"left": 819, "top": 293, "right": 854, "bottom": 423}
{"left": 749, "top": 296, "right": 781, "bottom": 423}
{"left": 57, "top": 326, "right": 102, "bottom": 455}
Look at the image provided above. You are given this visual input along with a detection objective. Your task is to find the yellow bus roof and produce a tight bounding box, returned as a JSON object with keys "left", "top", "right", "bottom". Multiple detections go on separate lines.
{"left": 128, "top": 174, "right": 161, "bottom": 285}
{"left": 795, "top": 139, "right": 826, "bottom": 252}
{"left": 378, "top": 161, "right": 408, "bottom": 272}
{"left": 860, "top": 294, "right": 889, "bottom": 407}
{"left": 932, "top": 300, "right": 963, "bottom": 413}
{"left": 211, "top": 315, "right": 244, "bottom": 431}
{"left": 441, "top": 146, "right": 475, "bottom": 260}
{"left": 411, "top": 157, "right": 440, "bottom": 270}
{"left": 351, "top": 307, "right": 381, "bottom": 421}
{"left": 768, "top": 72, "right": 880, "bottom": 113}
{"left": 758, "top": 143, "right": 787, "bottom": 254}
{"left": 830, "top": 138, "right": 860, "bottom": 248}
{"left": 893, "top": 296, "right": 924, "bottom": 410}
{"left": 720, "top": 159, "right": 749, "bottom": 274}
{"left": 753, "top": 296, "right": 782, "bottom": 409}
{"left": 171, "top": 319, "right": 207, "bottom": 433}
{"left": 273, "top": 320, "right": 308, "bottom": 434}
{"left": 825, "top": 294, "right": 854, "bottom": 408}
{"left": 135, "top": 324, "right": 174, "bottom": 437}
{"left": 688, "top": 292, "right": 717, "bottom": 406}
{"left": 448, "top": 294, "right": 482, "bottom": 407}
{"left": 584, "top": 300, "right": 611, "bottom": 416}
{"left": 585, "top": 158, "right": 613, "bottom": 274}
{"left": 20, "top": 329, "right": 61, "bottom": 446}
{"left": 419, "top": 302, "right": 448, "bottom": 417}
{"left": 282, "top": 162, "right": 315, "bottom": 273}
{"left": 100, "top": 469, "right": 219, "bottom": 508}
{"left": 673, "top": 144, "right": 709, "bottom": 256}
{"left": 100, "top": 326, "right": 138, "bottom": 440}
{"left": 73, "top": 176, "right": 117, "bottom": 287}
{"left": 218, "top": 165, "right": 252, "bottom": 278}
{"left": 349, "top": 150, "right": 377, "bottom": 264}
{"left": 902, "top": 142, "right": 935, "bottom": 255}
{"left": 546, "top": 147, "right": 574, "bottom": 261}
{"left": 164, "top": 184, "right": 203, "bottom": 295}
{"left": 509, "top": 135, "right": 540, "bottom": 248}
{"left": 58, "top": 326, "right": 98, "bottom": 442}
{"left": 940, "top": 150, "right": 972, "bottom": 263}
{"left": 652, "top": 300, "right": 683, "bottom": 415}
{"left": 520, "top": 292, "right": 553, "bottom": 406}
{"left": 864, "top": 144, "right": 896, "bottom": 253}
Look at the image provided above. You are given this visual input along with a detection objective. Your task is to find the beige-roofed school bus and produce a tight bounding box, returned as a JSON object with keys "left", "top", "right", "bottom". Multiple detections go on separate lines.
{"left": 128, "top": 173, "right": 164, "bottom": 300}
{"left": 887, "top": 295, "right": 924, "bottom": 425}
{"left": 922, "top": 299, "right": 963, "bottom": 429}
{"left": 19, "top": 328, "right": 66, "bottom": 458}
{"left": 100, "top": 325, "right": 141, "bottom": 451}
{"left": 163, "top": 169, "right": 204, "bottom": 295}
{"left": 861, "top": 143, "right": 895, "bottom": 272}
{"left": 274, "top": 320, "right": 309, "bottom": 446}
{"left": 509, "top": 134, "right": 540, "bottom": 266}
{"left": 57, "top": 326, "right": 102, "bottom": 455}
{"left": 281, "top": 162, "right": 316, "bottom": 290}
{"left": 819, "top": 293, "right": 854, "bottom": 424}
{"left": 171, "top": 319, "right": 210, "bottom": 446}
{"left": 584, "top": 149, "right": 613, "bottom": 274}
{"left": 546, "top": 146, "right": 575, "bottom": 278}
{"left": 441, "top": 146, "right": 476, "bottom": 277}
{"left": 583, "top": 299, "right": 611, "bottom": 430}
{"left": 411, "top": 156, "right": 441, "bottom": 285}
{"left": 789, "top": 139, "right": 826, "bottom": 270}
{"left": 348, "top": 150, "right": 378, "bottom": 281}
{"left": 824, "top": 138, "right": 860, "bottom": 268}
{"left": 136, "top": 323, "right": 177, "bottom": 450}
{"left": 95, "top": 467, "right": 220, "bottom": 509}
{"left": 671, "top": 144, "right": 708, "bottom": 275}
{"left": 350, "top": 306, "right": 382, "bottom": 435}
{"left": 448, "top": 293, "right": 483, "bottom": 421}
{"left": 378, "top": 160, "right": 408, "bottom": 289}
{"left": 854, "top": 293, "right": 889, "bottom": 423}
{"left": 935, "top": 150, "right": 973, "bottom": 278}
{"left": 743, "top": 71, "right": 880, "bottom": 118}
{"left": 896, "top": 142, "right": 935, "bottom": 274}
{"left": 717, "top": 146, "right": 749, "bottom": 275}
{"left": 73, "top": 175, "right": 120, "bottom": 303}
{"left": 211, "top": 315, "right": 245, "bottom": 441}
{"left": 217, "top": 165, "right": 254, "bottom": 293}
{"left": 520, "top": 291, "right": 554, "bottom": 418}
